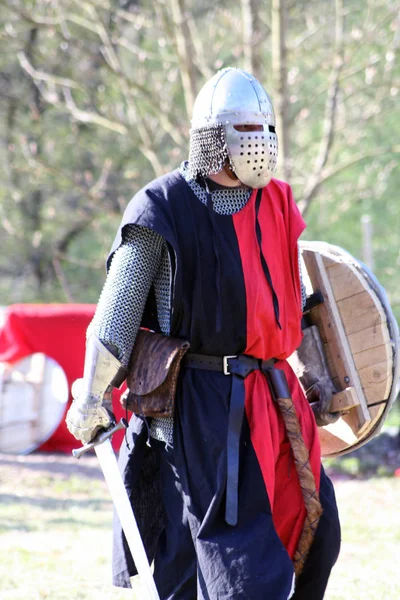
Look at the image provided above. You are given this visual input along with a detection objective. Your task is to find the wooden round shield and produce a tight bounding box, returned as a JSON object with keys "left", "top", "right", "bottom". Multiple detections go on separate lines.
{"left": 297, "top": 241, "right": 399, "bottom": 458}
{"left": 0, "top": 353, "right": 69, "bottom": 454}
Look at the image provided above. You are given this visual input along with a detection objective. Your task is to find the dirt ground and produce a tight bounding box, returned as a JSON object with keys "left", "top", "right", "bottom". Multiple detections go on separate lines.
{"left": 0, "top": 450, "right": 103, "bottom": 480}
{"left": 2, "top": 426, "right": 400, "bottom": 481}
{"left": 1, "top": 424, "right": 400, "bottom": 506}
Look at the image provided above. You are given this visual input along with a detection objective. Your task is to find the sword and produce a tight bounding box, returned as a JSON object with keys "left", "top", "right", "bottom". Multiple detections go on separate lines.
{"left": 73, "top": 420, "right": 160, "bottom": 600}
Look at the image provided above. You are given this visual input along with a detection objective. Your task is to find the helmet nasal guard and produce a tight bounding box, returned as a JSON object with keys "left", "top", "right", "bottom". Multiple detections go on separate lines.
{"left": 188, "top": 68, "right": 278, "bottom": 188}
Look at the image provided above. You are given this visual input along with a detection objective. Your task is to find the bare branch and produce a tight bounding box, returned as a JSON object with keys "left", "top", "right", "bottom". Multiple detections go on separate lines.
{"left": 290, "top": 20, "right": 333, "bottom": 50}
{"left": 63, "top": 88, "right": 128, "bottom": 134}
{"left": 81, "top": 3, "right": 121, "bottom": 73}
{"left": 55, "top": 252, "right": 104, "bottom": 269}
{"left": 139, "top": 145, "right": 167, "bottom": 178}
{"left": 186, "top": 15, "right": 214, "bottom": 80}
{"left": 65, "top": 10, "right": 105, "bottom": 35}
{"left": 17, "top": 51, "right": 84, "bottom": 91}
{"left": 95, "top": 43, "right": 185, "bottom": 147}
{"left": 52, "top": 256, "right": 76, "bottom": 302}
{"left": 89, "top": 158, "right": 113, "bottom": 198}
{"left": 311, "top": 56, "right": 382, "bottom": 103}
{"left": 167, "top": 0, "right": 198, "bottom": 121}
{"left": 117, "top": 7, "right": 154, "bottom": 28}
{"left": 55, "top": 218, "right": 93, "bottom": 256}
{"left": 74, "top": 5, "right": 187, "bottom": 152}
{"left": 290, "top": 11, "right": 349, "bottom": 51}
{"left": 299, "top": 0, "right": 345, "bottom": 216}
{"left": 96, "top": 15, "right": 189, "bottom": 149}
{"left": 0, "top": 0, "right": 62, "bottom": 26}
{"left": 19, "top": 38, "right": 178, "bottom": 175}
{"left": 118, "top": 36, "right": 177, "bottom": 64}
{"left": 297, "top": 147, "right": 400, "bottom": 214}
{"left": 128, "top": 100, "right": 166, "bottom": 176}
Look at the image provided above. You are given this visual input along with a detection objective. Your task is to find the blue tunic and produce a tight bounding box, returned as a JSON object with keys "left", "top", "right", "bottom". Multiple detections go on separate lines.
{"left": 110, "top": 170, "right": 340, "bottom": 599}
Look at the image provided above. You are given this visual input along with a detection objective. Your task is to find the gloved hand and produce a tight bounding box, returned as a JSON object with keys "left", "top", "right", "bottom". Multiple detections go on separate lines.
{"left": 299, "top": 366, "right": 340, "bottom": 427}
{"left": 66, "top": 378, "right": 115, "bottom": 444}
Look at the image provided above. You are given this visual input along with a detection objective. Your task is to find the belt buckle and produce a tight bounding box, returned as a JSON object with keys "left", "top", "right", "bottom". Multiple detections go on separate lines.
{"left": 223, "top": 355, "right": 237, "bottom": 375}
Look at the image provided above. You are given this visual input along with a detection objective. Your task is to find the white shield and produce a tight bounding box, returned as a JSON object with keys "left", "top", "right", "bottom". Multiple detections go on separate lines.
{"left": 0, "top": 353, "right": 69, "bottom": 454}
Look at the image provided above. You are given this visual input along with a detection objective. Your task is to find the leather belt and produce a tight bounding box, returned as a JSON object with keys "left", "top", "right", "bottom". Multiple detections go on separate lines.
{"left": 184, "top": 353, "right": 276, "bottom": 377}
{"left": 184, "top": 352, "right": 276, "bottom": 526}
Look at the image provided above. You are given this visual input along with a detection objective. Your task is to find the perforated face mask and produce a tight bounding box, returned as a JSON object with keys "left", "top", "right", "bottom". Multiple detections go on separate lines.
{"left": 189, "top": 67, "right": 278, "bottom": 188}
{"left": 225, "top": 123, "right": 278, "bottom": 188}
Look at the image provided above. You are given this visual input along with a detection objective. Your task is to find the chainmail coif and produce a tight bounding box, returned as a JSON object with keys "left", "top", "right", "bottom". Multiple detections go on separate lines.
{"left": 188, "top": 124, "right": 229, "bottom": 181}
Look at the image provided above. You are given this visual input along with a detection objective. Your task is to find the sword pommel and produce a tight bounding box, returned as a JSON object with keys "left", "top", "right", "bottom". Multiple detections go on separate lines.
{"left": 72, "top": 418, "right": 128, "bottom": 459}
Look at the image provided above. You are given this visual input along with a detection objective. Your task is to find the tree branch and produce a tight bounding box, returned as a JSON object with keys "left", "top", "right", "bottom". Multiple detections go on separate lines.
{"left": 118, "top": 36, "right": 177, "bottom": 64}
{"left": 87, "top": 158, "right": 113, "bottom": 199}
{"left": 52, "top": 256, "right": 76, "bottom": 302}
{"left": 106, "top": 44, "right": 186, "bottom": 147}
{"left": 290, "top": 12, "right": 348, "bottom": 51}
{"left": 299, "top": 0, "right": 345, "bottom": 216}
{"left": 0, "top": 0, "right": 62, "bottom": 26}
{"left": 62, "top": 88, "right": 128, "bottom": 134}
{"left": 167, "top": 0, "right": 198, "bottom": 121}
{"left": 186, "top": 15, "right": 214, "bottom": 80}
{"left": 17, "top": 51, "right": 84, "bottom": 91}
{"left": 297, "top": 147, "right": 400, "bottom": 214}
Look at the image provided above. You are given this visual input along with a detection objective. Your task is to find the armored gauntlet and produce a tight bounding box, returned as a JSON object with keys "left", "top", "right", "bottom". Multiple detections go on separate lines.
{"left": 66, "top": 334, "right": 127, "bottom": 444}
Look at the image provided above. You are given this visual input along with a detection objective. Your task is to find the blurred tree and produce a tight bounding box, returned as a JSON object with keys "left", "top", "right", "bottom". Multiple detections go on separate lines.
{"left": 0, "top": 0, "right": 398, "bottom": 320}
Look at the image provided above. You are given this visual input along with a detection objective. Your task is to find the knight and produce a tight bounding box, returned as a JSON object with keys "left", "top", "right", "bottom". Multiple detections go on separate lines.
{"left": 66, "top": 67, "right": 341, "bottom": 599}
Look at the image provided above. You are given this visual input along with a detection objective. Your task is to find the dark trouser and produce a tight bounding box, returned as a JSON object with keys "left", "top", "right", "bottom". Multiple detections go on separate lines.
{"left": 152, "top": 438, "right": 340, "bottom": 600}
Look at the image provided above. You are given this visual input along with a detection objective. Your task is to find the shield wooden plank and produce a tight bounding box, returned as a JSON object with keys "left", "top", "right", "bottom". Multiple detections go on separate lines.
{"left": 295, "top": 242, "right": 399, "bottom": 457}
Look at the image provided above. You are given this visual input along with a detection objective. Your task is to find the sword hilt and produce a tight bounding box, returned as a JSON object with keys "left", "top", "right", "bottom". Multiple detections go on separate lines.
{"left": 72, "top": 419, "right": 128, "bottom": 459}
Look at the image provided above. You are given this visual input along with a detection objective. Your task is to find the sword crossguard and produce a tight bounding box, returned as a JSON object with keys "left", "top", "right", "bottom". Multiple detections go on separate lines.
{"left": 72, "top": 419, "right": 128, "bottom": 459}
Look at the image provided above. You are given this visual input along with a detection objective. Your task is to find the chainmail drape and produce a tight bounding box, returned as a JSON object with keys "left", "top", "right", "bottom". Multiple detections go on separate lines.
{"left": 188, "top": 124, "right": 229, "bottom": 180}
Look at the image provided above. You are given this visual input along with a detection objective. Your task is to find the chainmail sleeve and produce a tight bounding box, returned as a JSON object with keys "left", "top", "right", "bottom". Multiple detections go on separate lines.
{"left": 89, "top": 225, "right": 165, "bottom": 368}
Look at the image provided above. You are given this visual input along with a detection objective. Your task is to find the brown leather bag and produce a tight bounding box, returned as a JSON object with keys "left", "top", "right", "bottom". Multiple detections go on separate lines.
{"left": 120, "top": 329, "right": 190, "bottom": 418}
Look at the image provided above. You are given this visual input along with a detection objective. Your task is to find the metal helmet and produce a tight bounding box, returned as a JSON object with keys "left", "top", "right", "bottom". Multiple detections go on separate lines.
{"left": 188, "top": 67, "right": 278, "bottom": 188}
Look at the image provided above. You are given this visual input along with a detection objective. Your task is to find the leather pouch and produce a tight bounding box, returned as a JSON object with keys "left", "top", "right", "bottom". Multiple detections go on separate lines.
{"left": 121, "top": 329, "right": 190, "bottom": 418}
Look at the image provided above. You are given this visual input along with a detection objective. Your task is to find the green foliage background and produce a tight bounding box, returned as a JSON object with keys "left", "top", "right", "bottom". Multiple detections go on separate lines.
{"left": 0, "top": 0, "right": 399, "bottom": 322}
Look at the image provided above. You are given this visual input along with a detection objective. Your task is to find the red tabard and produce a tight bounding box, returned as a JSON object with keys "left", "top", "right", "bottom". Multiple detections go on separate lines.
{"left": 233, "top": 179, "right": 321, "bottom": 559}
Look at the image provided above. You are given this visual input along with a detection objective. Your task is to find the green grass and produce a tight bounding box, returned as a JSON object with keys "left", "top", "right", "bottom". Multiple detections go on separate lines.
{"left": 325, "top": 477, "right": 400, "bottom": 599}
{"left": 1, "top": 453, "right": 400, "bottom": 599}
{"left": 0, "top": 455, "right": 136, "bottom": 600}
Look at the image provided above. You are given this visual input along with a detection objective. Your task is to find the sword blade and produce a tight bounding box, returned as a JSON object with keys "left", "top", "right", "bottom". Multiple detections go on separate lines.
{"left": 95, "top": 439, "right": 160, "bottom": 600}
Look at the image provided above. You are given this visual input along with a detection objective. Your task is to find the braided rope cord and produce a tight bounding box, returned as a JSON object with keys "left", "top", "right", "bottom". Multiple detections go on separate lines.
{"left": 274, "top": 395, "right": 323, "bottom": 577}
